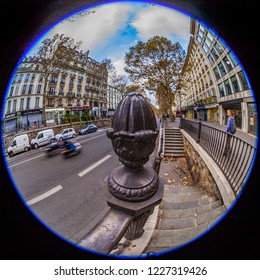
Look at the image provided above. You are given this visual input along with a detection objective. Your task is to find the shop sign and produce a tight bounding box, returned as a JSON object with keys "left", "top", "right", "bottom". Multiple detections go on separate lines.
{"left": 5, "top": 112, "right": 17, "bottom": 119}
{"left": 22, "top": 109, "right": 43, "bottom": 115}
{"left": 72, "top": 106, "right": 83, "bottom": 111}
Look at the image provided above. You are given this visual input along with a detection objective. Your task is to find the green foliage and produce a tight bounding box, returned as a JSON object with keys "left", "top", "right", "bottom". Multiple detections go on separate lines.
{"left": 124, "top": 36, "right": 186, "bottom": 116}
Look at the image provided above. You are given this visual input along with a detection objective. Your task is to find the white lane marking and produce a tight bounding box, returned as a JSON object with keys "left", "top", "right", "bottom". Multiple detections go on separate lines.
{"left": 8, "top": 154, "right": 45, "bottom": 168}
{"left": 78, "top": 155, "right": 111, "bottom": 177}
{"left": 26, "top": 185, "right": 63, "bottom": 206}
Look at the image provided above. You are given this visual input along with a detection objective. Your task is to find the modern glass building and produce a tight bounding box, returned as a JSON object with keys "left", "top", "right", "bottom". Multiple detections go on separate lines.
{"left": 179, "top": 19, "right": 257, "bottom": 135}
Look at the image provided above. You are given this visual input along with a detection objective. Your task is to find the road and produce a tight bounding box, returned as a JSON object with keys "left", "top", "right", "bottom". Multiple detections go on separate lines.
{"left": 5, "top": 128, "right": 121, "bottom": 244}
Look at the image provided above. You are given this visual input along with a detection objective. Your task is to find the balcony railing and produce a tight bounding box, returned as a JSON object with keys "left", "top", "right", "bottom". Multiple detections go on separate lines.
{"left": 180, "top": 118, "right": 256, "bottom": 196}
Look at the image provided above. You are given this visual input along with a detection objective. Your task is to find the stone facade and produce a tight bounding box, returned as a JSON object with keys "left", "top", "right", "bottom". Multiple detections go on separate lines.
{"left": 183, "top": 136, "right": 222, "bottom": 201}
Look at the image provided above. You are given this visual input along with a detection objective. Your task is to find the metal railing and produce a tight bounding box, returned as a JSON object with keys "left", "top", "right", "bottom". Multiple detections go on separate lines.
{"left": 180, "top": 118, "right": 256, "bottom": 196}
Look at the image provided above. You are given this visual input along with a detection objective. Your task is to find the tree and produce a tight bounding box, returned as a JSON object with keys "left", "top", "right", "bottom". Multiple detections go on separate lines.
{"left": 124, "top": 36, "right": 186, "bottom": 117}
{"left": 34, "top": 33, "right": 82, "bottom": 126}
{"left": 101, "top": 58, "right": 128, "bottom": 93}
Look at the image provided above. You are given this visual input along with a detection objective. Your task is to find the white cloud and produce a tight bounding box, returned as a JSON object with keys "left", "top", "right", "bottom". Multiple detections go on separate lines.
{"left": 132, "top": 5, "right": 190, "bottom": 42}
{"left": 47, "top": 3, "right": 132, "bottom": 52}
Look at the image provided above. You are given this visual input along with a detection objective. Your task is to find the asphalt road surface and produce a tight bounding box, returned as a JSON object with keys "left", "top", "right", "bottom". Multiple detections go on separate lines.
{"left": 4, "top": 128, "right": 121, "bottom": 244}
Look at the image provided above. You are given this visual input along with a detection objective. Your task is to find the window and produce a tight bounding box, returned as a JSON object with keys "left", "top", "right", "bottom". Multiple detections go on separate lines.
{"left": 37, "top": 84, "right": 42, "bottom": 93}
{"left": 230, "top": 75, "right": 240, "bottom": 93}
{"left": 207, "top": 53, "right": 215, "bottom": 64}
{"left": 25, "top": 73, "right": 30, "bottom": 82}
{"left": 202, "top": 43, "right": 209, "bottom": 53}
{"left": 31, "top": 74, "right": 36, "bottom": 82}
{"left": 60, "top": 77, "right": 66, "bottom": 85}
{"left": 18, "top": 74, "right": 23, "bottom": 82}
{"left": 223, "top": 56, "right": 233, "bottom": 71}
{"left": 218, "top": 62, "right": 226, "bottom": 76}
{"left": 10, "top": 86, "right": 14, "bottom": 96}
{"left": 214, "top": 41, "right": 224, "bottom": 55}
{"left": 211, "top": 48, "right": 219, "bottom": 61}
{"left": 12, "top": 100, "right": 17, "bottom": 112}
{"left": 206, "top": 31, "right": 214, "bottom": 42}
{"left": 238, "top": 71, "right": 249, "bottom": 91}
{"left": 39, "top": 74, "right": 44, "bottom": 83}
{"left": 198, "top": 24, "right": 205, "bottom": 32}
{"left": 15, "top": 85, "right": 20, "bottom": 95}
{"left": 198, "top": 30, "right": 204, "bottom": 38}
{"left": 197, "top": 35, "right": 202, "bottom": 44}
{"left": 58, "top": 99, "right": 62, "bottom": 106}
{"left": 213, "top": 67, "right": 221, "bottom": 80}
{"left": 229, "top": 51, "right": 239, "bottom": 67}
{"left": 35, "top": 97, "right": 40, "bottom": 108}
{"left": 13, "top": 75, "right": 18, "bottom": 83}
{"left": 50, "top": 76, "right": 58, "bottom": 83}
{"left": 218, "top": 83, "right": 225, "bottom": 97}
{"left": 69, "top": 79, "right": 74, "bottom": 86}
{"left": 22, "top": 85, "right": 27, "bottom": 94}
{"left": 37, "top": 133, "right": 43, "bottom": 139}
{"left": 7, "top": 101, "right": 11, "bottom": 113}
{"left": 20, "top": 98, "right": 24, "bottom": 110}
{"left": 28, "top": 84, "right": 33, "bottom": 94}
{"left": 26, "top": 97, "right": 30, "bottom": 110}
{"left": 224, "top": 79, "right": 232, "bottom": 95}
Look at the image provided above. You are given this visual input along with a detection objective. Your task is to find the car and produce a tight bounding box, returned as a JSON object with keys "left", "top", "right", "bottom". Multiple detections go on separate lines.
{"left": 55, "top": 128, "right": 76, "bottom": 141}
{"left": 31, "top": 129, "right": 54, "bottom": 149}
{"left": 78, "top": 124, "right": 98, "bottom": 135}
{"left": 7, "top": 134, "right": 31, "bottom": 157}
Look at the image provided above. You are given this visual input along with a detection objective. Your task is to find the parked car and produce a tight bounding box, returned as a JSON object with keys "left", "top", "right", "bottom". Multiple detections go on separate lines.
{"left": 31, "top": 129, "right": 54, "bottom": 149}
{"left": 78, "top": 124, "right": 98, "bottom": 135}
{"left": 7, "top": 134, "right": 31, "bottom": 157}
{"left": 55, "top": 128, "right": 76, "bottom": 141}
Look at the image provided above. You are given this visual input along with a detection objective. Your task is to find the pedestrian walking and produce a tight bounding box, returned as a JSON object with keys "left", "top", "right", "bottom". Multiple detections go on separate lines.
{"left": 223, "top": 109, "right": 236, "bottom": 156}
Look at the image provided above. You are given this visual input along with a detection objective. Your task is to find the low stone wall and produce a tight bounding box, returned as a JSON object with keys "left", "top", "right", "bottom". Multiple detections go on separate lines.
{"left": 2, "top": 119, "right": 112, "bottom": 152}
{"left": 183, "top": 136, "right": 222, "bottom": 202}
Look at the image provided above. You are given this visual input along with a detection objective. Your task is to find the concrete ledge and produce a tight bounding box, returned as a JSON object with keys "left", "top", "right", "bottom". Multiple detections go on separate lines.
{"left": 181, "top": 130, "right": 236, "bottom": 208}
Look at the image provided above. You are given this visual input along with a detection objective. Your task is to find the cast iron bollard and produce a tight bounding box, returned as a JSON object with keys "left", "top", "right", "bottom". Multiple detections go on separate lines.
{"left": 106, "top": 92, "right": 164, "bottom": 239}
{"left": 78, "top": 92, "right": 164, "bottom": 254}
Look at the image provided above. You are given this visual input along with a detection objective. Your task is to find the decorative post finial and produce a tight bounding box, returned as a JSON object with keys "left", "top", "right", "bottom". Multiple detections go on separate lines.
{"left": 105, "top": 92, "right": 164, "bottom": 240}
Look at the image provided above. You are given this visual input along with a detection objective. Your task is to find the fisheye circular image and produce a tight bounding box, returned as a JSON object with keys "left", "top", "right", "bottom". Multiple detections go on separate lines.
{"left": 1, "top": 1, "right": 258, "bottom": 258}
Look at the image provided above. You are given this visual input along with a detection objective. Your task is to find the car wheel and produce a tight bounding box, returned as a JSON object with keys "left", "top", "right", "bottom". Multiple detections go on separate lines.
{"left": 72, "top": 134, "right": 76, "bottom": 138}
{"left": 34, "top": 143, "right": 39, "bottom": 149}
{"left": 24, "top": 147, "right": 29, "bottom": 152}
{"left": 59, "top": 137, "right": 63, "bottom": 141}
{"left": 9, "top": 151, "right": 14, "bottom": 157}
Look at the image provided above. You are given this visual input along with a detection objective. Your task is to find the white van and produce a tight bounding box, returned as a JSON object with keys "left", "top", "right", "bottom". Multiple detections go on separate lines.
{"left": 31, "top": 129, "right": 54, "bottom": 149}
{"left": 7, "top": 134, "right": 30, "bottom": 157}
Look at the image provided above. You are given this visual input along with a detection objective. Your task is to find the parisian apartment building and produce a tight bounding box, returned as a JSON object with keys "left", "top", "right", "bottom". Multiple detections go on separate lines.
{"left": 107, "top": 84, "right": 124, "bottom": 117}
{"left": 178, "top": 18, "right": 257, "bottom": 136}
{"left": 3, "top": 47, "right": 114, "bottom": 131}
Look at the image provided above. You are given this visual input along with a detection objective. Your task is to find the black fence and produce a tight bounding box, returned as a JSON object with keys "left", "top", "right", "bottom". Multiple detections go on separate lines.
{"left": 180, "top": 118, "right": 256, "bottom": 196}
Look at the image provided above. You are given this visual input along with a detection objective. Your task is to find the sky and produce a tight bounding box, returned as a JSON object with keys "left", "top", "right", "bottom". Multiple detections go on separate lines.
{"left": 27, "top": 1, "right": 191, "bottom": 105}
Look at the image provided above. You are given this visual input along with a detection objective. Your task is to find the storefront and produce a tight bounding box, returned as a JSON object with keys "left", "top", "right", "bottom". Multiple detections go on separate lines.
{"left": 205, "top": 104, "right": 218, "bottom": 124}
{"left": 195, "top": 106, "right": 207, "bottom": 121}
{"left": 4, "top": 109, "right": 43, "bottom": 132}
{"left": 247, "top": 102, "right": 257, "bottom": 135}
{"left": 221, "top": 99, "right": 242, "bottom": 129}
{"left": 46, "top": 108, "right": 64, "bottom": 125}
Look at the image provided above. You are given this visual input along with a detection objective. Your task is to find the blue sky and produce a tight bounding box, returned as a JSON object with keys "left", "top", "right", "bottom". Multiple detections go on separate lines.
{"left": 26, "top": 1, "right": 191, "bottom": 104}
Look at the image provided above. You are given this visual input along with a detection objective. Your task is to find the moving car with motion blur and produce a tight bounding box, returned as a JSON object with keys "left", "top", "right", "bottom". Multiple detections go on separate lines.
{"left": 78, "top": 124, "right": 97, "bottom": 135}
